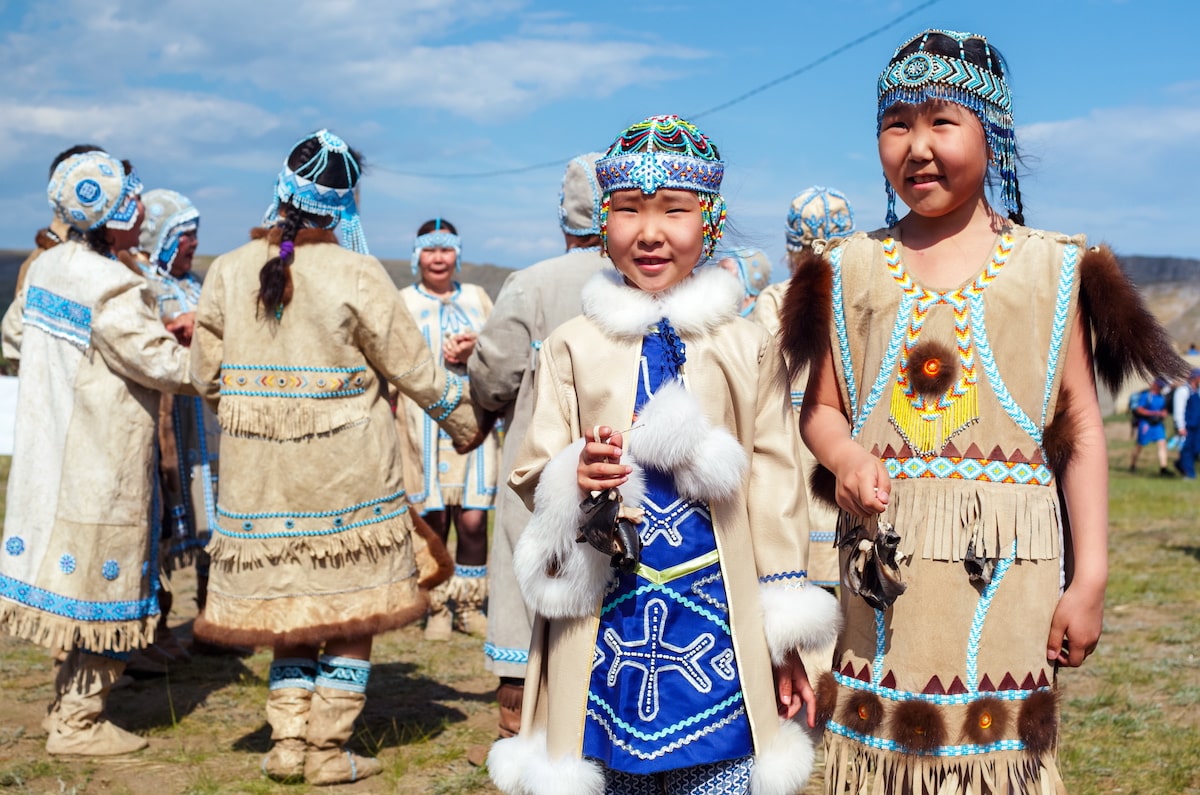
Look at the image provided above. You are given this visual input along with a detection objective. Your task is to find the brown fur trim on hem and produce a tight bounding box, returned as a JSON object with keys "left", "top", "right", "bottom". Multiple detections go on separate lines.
{"left": 780, "top": 249, "right": 833, "bottom": 388}
{"left": 1079, "top": 245, "right": 1189, "bottom": 391}
{"left": 194, "top": 599, "right": 428, "bottom": 647}
{"left": 250, "top": 227, "right": 340, "bottom": 246}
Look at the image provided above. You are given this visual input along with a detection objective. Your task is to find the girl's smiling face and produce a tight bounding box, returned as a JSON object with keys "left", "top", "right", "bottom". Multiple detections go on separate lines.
{"left": 878, "top": 100, "right": 990, "bottom": 222}
{"left": 605, "top": 188, "right": 705, "bottom": 293}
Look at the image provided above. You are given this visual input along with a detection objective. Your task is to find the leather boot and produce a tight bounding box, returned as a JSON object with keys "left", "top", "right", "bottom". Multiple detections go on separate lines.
{"left": 45, "top": 651, "right": 148, "bottom": 756}
{"left": 304, "top": 656, "right": 382, "bottom": 786}
{"left": 262, "top": 658, "right": 317, "bottom": 782}
{"left": 450, "top": 568, "right": 488, "bottom": 637}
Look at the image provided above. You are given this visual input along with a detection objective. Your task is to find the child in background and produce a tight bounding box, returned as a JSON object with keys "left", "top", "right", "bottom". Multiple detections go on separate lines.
{"left": 488, "top": 115, "right": 839, "bottom": 795}
{"left": 784, "top": 30, "right": 1185, "bottom": 793}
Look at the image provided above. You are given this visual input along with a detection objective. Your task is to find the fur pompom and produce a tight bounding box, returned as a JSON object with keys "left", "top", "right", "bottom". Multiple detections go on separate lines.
{"left": 1042, "top": 387, "right": 1078, "bottom": 476}
{"left": 891, "top": 700, "right": 946, "bottom": 754}
{"left": 488, "top": 731, "right": 605, "bottom": 795}
{"left": 906, "top": 340, "right": 958, "bottom": 398}
{"left": 758, "top": 581, "right": 841, "bottom": 665}
{"left": 632, "top": 380, "right": 747, "bottom": 502}
{"left": 749, "top": 718, "right": 817, "bottom": 795}
{"left": 1017, "top": 688, "right": 1060, "bottom": 757}
{"left": 1079, "top": 245, "right": 1188, "bottom": 391}
{"left": 841, "top": 690, "right": 884, "bottom": 736}
{"left": 814, "top": 670, "right": 839, "bottom": 728}
{"left": 809, "top": 463, "right": 839, "bottom": 511}
{"left": 963, "top": 696, "right": 1010, "bottom": 747}
{"left": 779, "top": 249, "right": 833, "bottom": 389}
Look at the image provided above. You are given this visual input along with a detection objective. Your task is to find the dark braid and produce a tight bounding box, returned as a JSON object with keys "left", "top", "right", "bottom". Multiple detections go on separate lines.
{"left": 257, "top": 209, "right": 304, "bottom": 320}
{"left": 81, "top": 226, "right": 112, "bottom": 258}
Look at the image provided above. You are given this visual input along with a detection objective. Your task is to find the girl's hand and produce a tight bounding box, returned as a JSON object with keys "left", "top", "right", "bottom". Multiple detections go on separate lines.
{"left": 773, "top": 650, "right": 815, "bottom": 724}
{"left": 833, "top": 447, "right": 891, "bottom": 517}
{"left": 1046, "top": 581, "right": 1105, "bottom": 667}
{"left": 165, "top": 312, "right": 196, "bottom": 346}
{"left": 442, "top": 332, "right": 477, "bottom": 364}
{"left": 578, "top": 426, "right": 631, "bottom": 492}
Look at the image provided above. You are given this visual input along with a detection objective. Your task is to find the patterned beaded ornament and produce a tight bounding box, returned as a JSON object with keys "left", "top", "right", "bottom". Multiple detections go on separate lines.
{"left": 262, "top": 130, "right": 368, "bottom": 254}
{"left": 47, "top": 152, "right": 143, "bottom": 233}
{"left": 139, "top": 189, "right": 199, "bottom": 275}
{"left": 877, "top": 30, "right": 1017, "bottom": 226}
{"left": 411, "top": 218, "right": 461, "bottom": 276}
{"left": 595, "top": 115, "right": 727, "bottom": 259}
{"left": 785, "top": 186, "right": 855, "bottom": 252}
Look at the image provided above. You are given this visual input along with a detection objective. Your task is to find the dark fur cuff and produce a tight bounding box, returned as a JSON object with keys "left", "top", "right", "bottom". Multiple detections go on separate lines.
{"left": 780, "top": 249, "right": 834, "bottom": 387}
{"left": 1079, "top": 246, "right": 1188, "bottom": 391}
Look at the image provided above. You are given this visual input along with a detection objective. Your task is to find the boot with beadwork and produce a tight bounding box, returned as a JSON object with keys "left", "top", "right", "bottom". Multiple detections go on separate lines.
{"left": 45, "top": 651, "right": 148, "bottom": 756}
{"left": 304, "top": 656, "right": 382, "bottom": 786}
{"left": 262, "top": 657, "right": 317, "bottom": 782}
{"left": 424, "top": 579, "right": 453, "bottom": 641}
{"left": 450, "top": 567, "right": 488, "bottom": 637}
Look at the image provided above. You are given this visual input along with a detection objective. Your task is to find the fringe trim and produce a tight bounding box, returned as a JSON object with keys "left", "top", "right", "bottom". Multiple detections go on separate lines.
{"left": 447, "top": 573, "right": 488, "bottom": 605}
{"left": 0, "top": 601, "right": 154, "bottom": 653}
{"left": 841, "top": 481, "right": 1061, "bottom": 563}
{"left": 824, "top": 731, "right": 1062, "bottom": 795}
{"left": 206, "top": 512, "right": 414, "bottom": 570}
{"left": 218, "top": 397, "right": 368, "bottom": 441}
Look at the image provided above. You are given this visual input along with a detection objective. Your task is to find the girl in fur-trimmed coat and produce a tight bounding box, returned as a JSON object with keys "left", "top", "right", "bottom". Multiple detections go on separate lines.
{"left": 487, "top": 115, "right": 839, "bottom": 795}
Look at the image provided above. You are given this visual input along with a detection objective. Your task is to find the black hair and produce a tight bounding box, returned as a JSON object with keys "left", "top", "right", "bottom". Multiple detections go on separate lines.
{"left": 417, "top": 218, "right": 458, "bottom": 236}
{"left": 889, "top": 32, "right": 1025, "bottom": 225}
{"left": 49, "top": 144, "right": 104, "bottom": 178}
{"left": 258, "top": 132, "right": 364, "bottom": 319}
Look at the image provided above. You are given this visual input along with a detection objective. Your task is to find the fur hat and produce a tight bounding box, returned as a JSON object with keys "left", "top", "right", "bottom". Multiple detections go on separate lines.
{"left": 559, "top": 153, "right": 604, "bottom": 236}
{"left": 47, "top": 151, "right": 142, "bottom": 233}
{"left": 786, "top": 186, "right": 855, "bottom": 251}
{"left": 139, "top": 189, "right": 199, "bottom": 275}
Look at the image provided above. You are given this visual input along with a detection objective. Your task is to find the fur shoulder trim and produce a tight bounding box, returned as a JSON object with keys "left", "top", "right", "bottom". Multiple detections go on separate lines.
{"left": 488, "top": 732, "right": 605, "bottom": 795}
{"left": 780, "top": 248, "right": 833, "bottom": 388}
{"left": 250, "top": 226, "right": 339, "bottom": 246}
{"left": 631, "top": 380, "right": 747, "bottom": 502}
{"left": 758, "top": 581, "right": 841, "bottom": 666}
{"left": 750, "top": 718, "right": 818, "bottom": 795}
{"left": 1079, "top": 245, "right": 1189, "bottom": 390}
{"left": 581, "top": 265, "right": 743, "bottom": 340}
{"left": 513, "top": 439, "right": 645, "bottom": 619}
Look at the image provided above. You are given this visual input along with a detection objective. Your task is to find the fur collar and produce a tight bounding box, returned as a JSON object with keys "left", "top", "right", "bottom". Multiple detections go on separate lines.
{"left": 250, "top": 227, "right": 339, "bottom": 246}
{"left": 580, "top": 264, "right": 743, "bottom": 340}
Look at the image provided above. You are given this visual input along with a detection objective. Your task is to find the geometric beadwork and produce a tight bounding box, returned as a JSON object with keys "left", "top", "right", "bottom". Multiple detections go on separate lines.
{"left": 219, "top": 364, "right": 366, "bottom": 399}
{"left": 882, "top": 456, "right": 1052, "bottom": 486}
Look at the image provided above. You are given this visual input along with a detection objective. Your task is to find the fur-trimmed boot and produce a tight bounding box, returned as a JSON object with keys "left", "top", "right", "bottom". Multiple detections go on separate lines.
{"left": 451, "top": 566, "right": 488, "bottom": 637}
{"left": 45, "top": 650, "right": 148, "bottom": 756}
{"left": 424, "top": 580, "right": 453, "bottom": 641}
{"left": 262, "top": 657, "right": 317, "bottom": 782}
{"left": 304, "top": 656, "right": 382, "bottom": 786}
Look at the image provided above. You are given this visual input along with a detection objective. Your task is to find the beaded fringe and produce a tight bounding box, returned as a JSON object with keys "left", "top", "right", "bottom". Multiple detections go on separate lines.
{"left": 0, "top": 601, "right": 153, "bottom": 654}
{"left": 841, "top": 481, "right": 1061, "bottom": 563}
{"left": 218, "top": 397, "right": 366, "bottom": 441}
{"left": 205, "top": 512, "right": 412, "bottom": 571}
{"left": 824, "top": 732, "right": 1063, "bottom": 795}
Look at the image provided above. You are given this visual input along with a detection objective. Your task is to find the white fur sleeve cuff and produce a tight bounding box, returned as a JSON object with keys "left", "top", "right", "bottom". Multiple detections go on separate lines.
{"left": 759, "top": 580, "right": 841, "bottom": 666}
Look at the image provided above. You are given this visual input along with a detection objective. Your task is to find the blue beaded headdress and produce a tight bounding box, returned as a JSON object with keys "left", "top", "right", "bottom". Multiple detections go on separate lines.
{"left": 786, "top": 186, "right": 855, "bottom": 252}
{"left": 595, "top": 115, "right": 727, "bottom": 259}
{"left": 139, "top": 189, "right": 200, "bottom": 275}
{"left": 559, "top": 153, "right": 604, "bottom": 236}
{"left": 263, "top": 130, "right": 368, "bottom": 254}
{"left": 411, "top": 218, "right": 461, "bottom": 276}
{"left": 47, "top": 152, "right": 143, "bottom": 234}
{"left": 877, "top": 30, "right": 1017, "bottom": 226}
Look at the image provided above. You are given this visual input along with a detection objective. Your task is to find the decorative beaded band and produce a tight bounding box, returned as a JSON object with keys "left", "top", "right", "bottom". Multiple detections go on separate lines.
{"left": 426, "top": 371, "right": 463, "bottom": 422}
{"left": 878, "top": 51, "right": 1011, "bottom": 113}
{"left": 595, "top": 151, "right": 724, "bottom": 195}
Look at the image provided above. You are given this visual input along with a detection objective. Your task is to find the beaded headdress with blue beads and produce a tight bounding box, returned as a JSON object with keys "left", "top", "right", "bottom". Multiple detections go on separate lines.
{"left": 47, "top": 152, "right": 143, "bottom": 234}
{"left": 411, "top": 219, "right": 461, "bottom": 276}
{"left": 140, "top": 189, "right": 199, "bottom": 275}
{"left": 595, "top": 115, "right": 727, "bottom": 259}
{"left": 263, "top": 130, "right": 368, "bottom": 254}
{"left": 786, "top": 186, "right": 855, "bottom": 252}
{"left": 877, "top": 30, "right": 1017, "bottom": 226}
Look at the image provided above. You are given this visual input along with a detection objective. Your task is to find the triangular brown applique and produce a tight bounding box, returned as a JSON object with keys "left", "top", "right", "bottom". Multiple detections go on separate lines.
{"left": 998, "top": 673, "right": 1020, "bottom": 691}
{"left": 841, "top": 661, "right": 858, "bottom": 678}
{"left": 882, "top": 444, "right": 898, "bottom": 459}
{"left": 964, "top": 443, "right": 985, "bottom": 460}
{"left": 871, "top": 444, "right": 884, "bottom": 457}
{"left": 855, "top": 664, "right": 872, "bottom": 683}
{"left": 989, "top": 445, "right": 1007, "bottom": 461}
{"left": 1009, "top": 448, "right": 1029, "bottom": 464}
{"left": 880, "top": 671, "right": 897, "bottom": 689}
{"left": 948, "top": 676, "right": 968, "bottom": 695}
{"left": 1020, "top": 673, "right": 1037, "bottom": 690}
{"left": 979, "top": 674, "right": 996, "bottom": 691}
{"left": 898, "top": 443, "right": 914, "bottom": 457}
{"left": 942, "top": 441, "right": 961, "bottom": 458}
{"left": 922, "top": 675, "right": 946, "bottom": 695}
{"left": 1030, "top": 449, "right": 1046, "bottom": 465}
{"left": 1036, "top": 671, "right": 1050, "bottom": 688}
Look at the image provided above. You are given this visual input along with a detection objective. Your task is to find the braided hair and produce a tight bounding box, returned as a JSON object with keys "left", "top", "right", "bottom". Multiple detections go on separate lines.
{"left": 257, "top": 134, "right": 363, "bottom": 320}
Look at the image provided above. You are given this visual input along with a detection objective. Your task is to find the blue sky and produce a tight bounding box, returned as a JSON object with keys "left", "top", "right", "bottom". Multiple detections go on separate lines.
{"left": 1, "top": 0, "right": 1197, "bottom": 278}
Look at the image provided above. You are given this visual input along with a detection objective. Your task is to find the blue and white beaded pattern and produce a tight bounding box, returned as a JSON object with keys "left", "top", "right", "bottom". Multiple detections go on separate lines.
{"left": 316, "top": 655, "right": 371, "bottom": 694}
{"left": 24, "top": 286, "right": 92, "bottom": 351}
{"left": 595, "top": 151, "right": 724, "bottom": 195}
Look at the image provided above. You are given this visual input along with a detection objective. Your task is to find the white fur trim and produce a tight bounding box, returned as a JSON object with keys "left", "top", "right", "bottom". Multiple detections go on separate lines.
{"left": 750, "top": 718, "right": 817, "bottom": 795}
{"left": 631, "top": 380, "right": 747, "bottom": 502}
{"left": 580, "top": 265, "right": 743, "bottom": 340}
{"left": 513, "top": 439, "right": 645, "bottom": 619}
{"left": 488, "top": 732, "right": 605, "bottom": 795}
{"left": 759, "top": 581, "right": 842, "bottom": 666}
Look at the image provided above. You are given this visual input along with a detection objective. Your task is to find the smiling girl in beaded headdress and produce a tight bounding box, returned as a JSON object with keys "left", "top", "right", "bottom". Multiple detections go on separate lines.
{"left": 487, "top": 114, "right": 839, "bottom": 795}
{"left": 190, "top": 130, "right": 482, "bottom": 786}
{"left": 781, "top": 30, "right": 1187, "bottom": 793}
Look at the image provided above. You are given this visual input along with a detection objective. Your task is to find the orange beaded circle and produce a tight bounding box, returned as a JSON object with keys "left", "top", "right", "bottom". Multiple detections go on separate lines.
{"left": 979, "top": 711, "right": 993, "bottom": 729}
{"left": 922, "top": 357, "right": 941, "bottom": 377}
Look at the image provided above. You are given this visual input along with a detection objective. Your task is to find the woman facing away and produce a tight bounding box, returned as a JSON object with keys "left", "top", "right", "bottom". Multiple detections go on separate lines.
{"left": 190, "top": 130, "right": 482, "bottom": 786}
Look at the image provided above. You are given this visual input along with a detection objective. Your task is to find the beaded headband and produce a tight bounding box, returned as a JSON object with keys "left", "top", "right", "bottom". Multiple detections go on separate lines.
{"left": 596, "top": 115, "right": 727, "bottom": 259}
{"left": 877, "top": 30, "right": 1017, "bottom": 226}
{"left": 263, "top": 130, "right": 368, "bottom": 254}
{"left": 411, "top": 221, "right": 462, "bottom": 276}
{"left": 139, "top": 189, "right": 199, "bottom": 275}
{"left": 786, "top": 186, "right": 855, "bottom": 252}
{"left": 47, "top": 152, "right": 143, "bottom": 233}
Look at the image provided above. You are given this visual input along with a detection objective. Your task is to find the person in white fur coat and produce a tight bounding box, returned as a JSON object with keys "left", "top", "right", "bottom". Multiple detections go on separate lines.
{"left": 487, "top": 115, "right": 840, "bottom": 795}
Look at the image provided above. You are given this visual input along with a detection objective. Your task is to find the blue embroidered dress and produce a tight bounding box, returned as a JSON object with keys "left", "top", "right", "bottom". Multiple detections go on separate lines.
{"left": 582, "top": 322, "right": 753, "bottom": 773}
